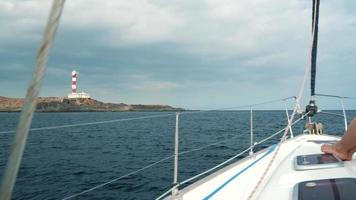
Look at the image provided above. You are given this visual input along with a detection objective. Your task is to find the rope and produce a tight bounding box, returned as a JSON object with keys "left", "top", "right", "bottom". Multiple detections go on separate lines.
{"left": 0, "top": 1, "right": 65, "bottom": 199}
{"left": 319, "top": 111, "right": 344, "bottom": 118}
{"left": 246, "top": 113, "right": 309, "bottom": 200}
{"left": 0, "top": 113, "right": 176, "bottom": 134}
{"left": 245, "top": 0, "right": 321, "bottom": 198}
{"left": 314, "top": 93, "right": 356, "bottom": 99}
{"left": 62, "top": 155, "right": 173, "bottom": 200}
{"left": 181, "top": 96, "right": 296, "bottom": 114}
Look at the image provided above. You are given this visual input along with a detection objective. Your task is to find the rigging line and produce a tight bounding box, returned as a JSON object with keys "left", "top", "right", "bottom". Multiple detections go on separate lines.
{"left": 247, "top": 2, "right": 316, "bottom": 195}
{"left": 0, "top": 1, "right": 66, "bottom": 200}
{"left": 0, "top": 113, "right": 176, "bottom": 134}
{"left": 319, "top": 111, "right": 344, "bottom": 118}
{"left": 62, "top": 155, "right": 174, "bottom": 200}
{"left": 246, "top": 1, "right": 321, "bottom": 197}
{"left": 315, "top": 93, "right": 356, "bottom": 99}
{"left": 0, "top": 96, "right": 295, "bottom": 135}
{"left": 246, "top": 111, "right": 309, "bottom": 200}
{"left": 180, "top": 96, "right": 296, "bottom": 115}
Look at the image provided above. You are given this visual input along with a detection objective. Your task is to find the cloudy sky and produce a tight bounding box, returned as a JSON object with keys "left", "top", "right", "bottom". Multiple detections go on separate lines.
{"left": 0, "top": 0, "right": 355, "bottom": 109}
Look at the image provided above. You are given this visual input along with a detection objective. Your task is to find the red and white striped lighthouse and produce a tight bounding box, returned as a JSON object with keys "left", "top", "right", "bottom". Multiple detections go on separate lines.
{"left": 71, "top": 70, "right": 77, "bottom": 94}
{"left": 67, "top": 69, "right": 90, "bottom": 99}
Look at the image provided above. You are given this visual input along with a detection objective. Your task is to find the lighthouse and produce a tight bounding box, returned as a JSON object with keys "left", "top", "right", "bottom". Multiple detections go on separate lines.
{"left": 67, "top": 70, "right": 90, "bottom": 99}
{"left": 71, "top": 70, "right": 77, "bottom": 94}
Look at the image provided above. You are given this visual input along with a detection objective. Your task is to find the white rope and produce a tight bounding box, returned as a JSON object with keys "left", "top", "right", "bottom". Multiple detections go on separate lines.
{"left": 62, "top": 155, "right": 173, "bottom": 200}
{"left": 246, "top": 109, "right": 309, "bottom": 200}
{"left": 245, "top": 1, "right": 318, "bottom": 197}
{"left": 0, "top": 1, "right": 65, "bottom": 199}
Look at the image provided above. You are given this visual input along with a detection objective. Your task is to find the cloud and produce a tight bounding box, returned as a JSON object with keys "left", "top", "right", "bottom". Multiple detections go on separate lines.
{"left": 0, "top": 0, "right": 355, "bottom": 109}
{"left": 129, "top": 74, "right": 182, "bottom": 92}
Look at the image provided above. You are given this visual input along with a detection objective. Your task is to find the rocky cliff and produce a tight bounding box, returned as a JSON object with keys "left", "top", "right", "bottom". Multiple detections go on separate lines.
{"left": 0, "top": 96, "right": 182, "bottom": 112}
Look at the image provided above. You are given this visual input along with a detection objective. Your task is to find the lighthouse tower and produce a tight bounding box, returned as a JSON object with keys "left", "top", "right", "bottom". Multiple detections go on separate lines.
{"left": 71, "top": 70, "right": 77, "bottom": 94}
{"left": 67, "top": 70, "right": 90, "bottom": 99}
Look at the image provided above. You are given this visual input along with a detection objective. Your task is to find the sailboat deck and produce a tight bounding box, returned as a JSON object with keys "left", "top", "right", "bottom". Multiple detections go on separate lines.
{"left": 173, "top": 134, "right": 356, "bottom": 200}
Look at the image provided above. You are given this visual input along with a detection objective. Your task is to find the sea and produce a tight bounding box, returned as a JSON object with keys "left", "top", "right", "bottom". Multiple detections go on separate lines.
{"left": 0, "top": 111, "right": 355, "bottom": 200}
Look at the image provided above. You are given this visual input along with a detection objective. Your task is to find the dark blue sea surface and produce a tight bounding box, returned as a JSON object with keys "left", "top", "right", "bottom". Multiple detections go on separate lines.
{"left": 0, "top": 111, "right": 355, "bottom": 199}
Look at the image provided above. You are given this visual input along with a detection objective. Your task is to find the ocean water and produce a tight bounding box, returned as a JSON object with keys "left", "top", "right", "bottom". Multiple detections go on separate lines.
{"left": 0, "top": 111, "right": 355, "bottom": 200}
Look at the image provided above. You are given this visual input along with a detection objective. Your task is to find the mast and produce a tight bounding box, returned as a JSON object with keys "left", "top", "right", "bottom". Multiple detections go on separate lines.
{"left": 310, "top": 0, "right": 320, "bottom": 98}
{"left": 306, "top": 0, "right": 320, "bottom": 117}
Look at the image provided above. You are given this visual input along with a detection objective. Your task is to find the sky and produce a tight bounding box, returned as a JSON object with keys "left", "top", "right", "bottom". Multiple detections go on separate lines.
{"left": 0, "top": 0, "right": 355, "bottom": 110}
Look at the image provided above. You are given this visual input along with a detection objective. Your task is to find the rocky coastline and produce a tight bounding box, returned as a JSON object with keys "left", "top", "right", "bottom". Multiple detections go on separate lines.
{"left": 0, "top": 96, "right": 183, "bottom": 112}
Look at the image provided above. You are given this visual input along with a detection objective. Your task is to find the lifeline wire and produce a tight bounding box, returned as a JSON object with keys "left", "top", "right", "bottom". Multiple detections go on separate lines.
{"left": 0, "top": 113, "right": 176, "bottom": 134}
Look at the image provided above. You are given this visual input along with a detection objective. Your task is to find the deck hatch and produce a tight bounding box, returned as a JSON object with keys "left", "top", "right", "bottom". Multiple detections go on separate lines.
{"left": 294, "top": 153, "right": 343, "bottom": 171}
{"left": 293, "top": 178, "right": 356, "bottom": 200}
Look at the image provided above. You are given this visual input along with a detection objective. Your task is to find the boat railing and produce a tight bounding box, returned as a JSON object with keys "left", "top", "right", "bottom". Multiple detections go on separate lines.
{"left": 314, "top": 94, "right": 356, "bottom": 132}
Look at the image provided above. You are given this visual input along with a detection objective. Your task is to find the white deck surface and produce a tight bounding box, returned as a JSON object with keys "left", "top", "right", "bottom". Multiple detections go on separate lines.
{"left": 172, "top": 134, "right": 356, "bottom": 200}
